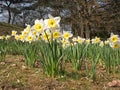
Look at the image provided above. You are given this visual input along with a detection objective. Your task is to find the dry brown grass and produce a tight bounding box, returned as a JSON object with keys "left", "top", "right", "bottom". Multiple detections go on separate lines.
{"left": 0, "top": 55, "right": 120, "bottom": 90}
{"left": 0, "top": 22, "right": 23, "bottom": 35}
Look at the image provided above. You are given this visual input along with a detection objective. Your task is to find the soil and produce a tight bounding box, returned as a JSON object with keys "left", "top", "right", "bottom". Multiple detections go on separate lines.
{"left": 0, "top": 55, "right": 120, "bottom": 90}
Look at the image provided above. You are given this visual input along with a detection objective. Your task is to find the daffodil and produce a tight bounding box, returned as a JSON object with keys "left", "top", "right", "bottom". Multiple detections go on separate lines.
{"left": 95, "top": 37, "right": 100, "bottom": 43}
{"left": 52, "top": 30, "right": 61, "bottom": 40}
{"left": 15, "top": 35, "right": 19, "bottom": 41}
{"left": 61, "top": 38, "right": 71, "bottom": 47}
{"left": 0, "top": 35, "right": 5, "bottom": 40}
{"left": 32, "top": 30, "right": 37, "bottom": 36}
{"left": 62, "top": 31, "right": 73, "bottom": 40}
{"left": 109, "top": 33, "right": 119, "bottom": 43}
{"left": 44, "top": 14, "right": 61, "bottom": 29}
{"left": 11, "top": 30, "right": 17, "bottom": 36}
{"left": 104, "top": 40, "right": 109, "bottom": 45}
{"left": 21, "top": 31, "right": 28, "bottom": 37}
{"left": 61, "top": 38, "right": 70, "bottom": 48}
{"left": 85, "top": 39, "right": 90, "bottom": 44}
{"left": 48, "top": 19, "right": 56, "bottom": 28}
{"left": 77, "top": 36, "right": 85, "bottom": 44}
{"left": 42, "top": 31, "right": 51, "bottom": 42}
{"left": 72, "top": 37, "right": 77, "bottom": 42}
{"left": 34, "top": 19, "right": 44, "bottom": 33}
{"left": 110, "top": 42, "right": 120, "bottom": 49}
{"left": 19, "top": 35, "right": 25, "bottom": 42}
{"left": 24, "top": 30, "right": 37, "bottom": 43}
{"left": 24, "top": 25, "right": 31, "bottom": 32}
{"left": 5, "top": 35, "right": 11, "bottom": 40}
{"left": 27, "top": 35, "right": 33, "bottom": 43}
{"left": 99, "top": 41, "right": 104, "bottom": 47}
{"left": 61, "top": 38, "right": 69, "bottom": 44}
{"left": 92, "top": 37, "right": 100, "bottom": 44}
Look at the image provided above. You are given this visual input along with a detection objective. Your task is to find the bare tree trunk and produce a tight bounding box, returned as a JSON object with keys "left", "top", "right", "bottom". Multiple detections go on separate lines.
{"left": 85, "top": 23, "right": 90, "bottom": 38}
{"left": 5, "top": 0, "right": 12, "bottom": 23}
{"left": 8, "top": 7, "right": 11, "bottom": 23}
{"left": 80, "top": 17, "right": 84, "bottom": 37}
{"left": 22, "top": 10, "right": 26, "bottom": 27}
{"left": 12, "top": 13, "right": 16, "bottom": 24}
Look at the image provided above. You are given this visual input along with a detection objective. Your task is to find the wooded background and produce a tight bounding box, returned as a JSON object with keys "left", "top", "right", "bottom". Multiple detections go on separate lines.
{"left": 0, "top": 0, "right": 120, "bottom": 38}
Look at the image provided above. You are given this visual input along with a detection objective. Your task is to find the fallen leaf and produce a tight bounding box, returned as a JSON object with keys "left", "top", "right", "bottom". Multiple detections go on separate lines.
{"left": 107, "top": 80, "right": 120, "bottom": 87}
{"left": 11, "top": 63, "right": 17, "bottom": 67}
{"left": 22, "top": 65, "right": 27, "bottom": 70}
{"left": 0, "top": 62, "right": 5, "bottom": 65}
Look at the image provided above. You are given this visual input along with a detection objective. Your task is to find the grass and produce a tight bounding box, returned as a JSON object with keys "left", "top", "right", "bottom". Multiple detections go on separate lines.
{"left": 0, "top": 22, "right": 23, "bottom": 35}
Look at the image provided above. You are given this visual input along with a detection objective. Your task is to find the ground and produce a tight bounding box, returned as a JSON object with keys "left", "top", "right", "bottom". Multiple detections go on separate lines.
{"left": 0, "top": 55, "right": 120, "bottom": 90}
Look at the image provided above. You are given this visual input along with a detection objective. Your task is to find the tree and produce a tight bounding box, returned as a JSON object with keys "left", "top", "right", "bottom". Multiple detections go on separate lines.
{"left": 1, "top": 0, "right": 119, "bottom": 38}
{"left": 1, "top": 0, "right": 23, "bottom": 23}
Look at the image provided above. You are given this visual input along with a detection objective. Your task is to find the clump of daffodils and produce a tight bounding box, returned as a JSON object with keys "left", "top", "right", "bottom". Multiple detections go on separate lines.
{"left": 9, "top": 14, "right": 120, "bottom": 49}
{"left": 109, "top": 33, "right": 120, "bottom": 49}
{"left": 10, "top": 14, "right": 73, "bottom": 46}
{"left": 0, "top": 35, "right": 11, "bottom": 40}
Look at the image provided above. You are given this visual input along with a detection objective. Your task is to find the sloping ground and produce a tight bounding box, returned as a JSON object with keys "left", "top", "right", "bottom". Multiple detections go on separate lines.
{"left": 0, "top": 55, "right": 120, "bottom": 90}
{"left": 0, "top": 22, "right": 23, "bottom": 35}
